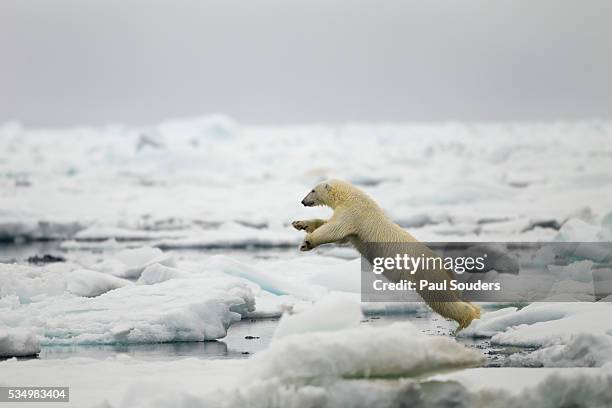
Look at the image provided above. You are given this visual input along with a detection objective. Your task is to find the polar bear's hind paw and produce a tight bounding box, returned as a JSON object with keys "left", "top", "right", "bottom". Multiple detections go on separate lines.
{"left": 299, "top": 240, "right": 312, "bottom": 251}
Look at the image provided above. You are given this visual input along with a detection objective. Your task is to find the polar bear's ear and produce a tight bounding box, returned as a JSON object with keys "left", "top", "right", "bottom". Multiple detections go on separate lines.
{"left": 324, "top": 183, "right": 332, "bottom": 191}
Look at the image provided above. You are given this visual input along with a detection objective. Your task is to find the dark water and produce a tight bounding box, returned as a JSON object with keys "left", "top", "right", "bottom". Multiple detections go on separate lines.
{"left": 37, "top": 318, "right": 280, "bottom": 361}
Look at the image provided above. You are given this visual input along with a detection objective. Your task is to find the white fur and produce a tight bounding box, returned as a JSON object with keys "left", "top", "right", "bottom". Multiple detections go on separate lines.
{"left": 293, "top": 179, "right": 481, "bottom": 330}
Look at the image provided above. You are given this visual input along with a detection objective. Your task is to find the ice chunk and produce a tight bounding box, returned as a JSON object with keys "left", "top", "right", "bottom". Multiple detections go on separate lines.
{"left": 0, "top": 263, "right": 68, "bottom": 303}
{"left": 66, "top": 269, "right": 132, "bottom": 297}
{"left": 547, "top": 260, "right": 594, "bottom": 283}
{"left": 1, "top": 277, "right": 254, "bottom": 344}
{"left": 555, "top": 218, "right": 602, "bottom": 242}
{"left": 273, "top": 293, "right": 363, "bottom": 339}
{"left": 137, "top": 263, "right": 192, "bottom": 284}
{"left": 431, "top": 365, "right": 612, "bottom": 407}
{"left": 509, "top": 333, "right": 612, "bottom": 367}
{"left": 306, "top": 259, "right": 362, "bottom": 293}
{"left": 204, "top": 255, "right": 290, "bottom": 296}
{"left": 89, "top": 246, "right": 175, "bottom": 279}
{"left": 88, "top": 258, "right": 131, "bottom": 277}
{"left": 245, "top": 293, "right": 305, "bottom": 318}
{"left": 114, "top": 247, "right": 174, "bottom": 273}
{"left": 0, "top": 327, "right": 40, "bottom": 357}
{"left": 253, "top": 322, "right": 483, "bottom": 380}
{"left": 461, "top": 303, "right": 612, "bottom": 348}
{"left": 60, "top": 238, "right": 121, "bottom": 250}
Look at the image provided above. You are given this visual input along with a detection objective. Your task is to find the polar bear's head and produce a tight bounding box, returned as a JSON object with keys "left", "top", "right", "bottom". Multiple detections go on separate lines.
{"left": 301, "top": 179, "right": 374, "bottom": 209}
{"left": 301, "top": 179, "right": 355, "bottom": 208}
{"left": 301, "top": 181, "right": 333, "bottom": 207}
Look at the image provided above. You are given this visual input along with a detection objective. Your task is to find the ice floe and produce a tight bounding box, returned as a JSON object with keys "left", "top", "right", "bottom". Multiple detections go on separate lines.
{"left": 0, "top": 256, "right": 257, "bottom": 347}
{"left": 256, "top": 321, "right": 483, "bottom": 381}
{"left": 4, "top": 277, "right": 253, "bottom": 345}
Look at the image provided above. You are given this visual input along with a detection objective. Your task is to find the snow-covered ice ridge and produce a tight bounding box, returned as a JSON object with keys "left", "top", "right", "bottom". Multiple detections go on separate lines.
{"left": 1, "top": 116, "right": 612, "bottom": 246}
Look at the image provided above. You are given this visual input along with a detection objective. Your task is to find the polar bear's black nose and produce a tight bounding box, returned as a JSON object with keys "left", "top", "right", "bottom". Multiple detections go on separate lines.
{"left": 301, "top": 199, "right": 307, "bottom": 205}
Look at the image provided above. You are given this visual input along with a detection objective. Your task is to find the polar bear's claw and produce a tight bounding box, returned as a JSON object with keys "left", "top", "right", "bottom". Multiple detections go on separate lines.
{"left": 292, "top": 220, "right": 306, "bottom": 231}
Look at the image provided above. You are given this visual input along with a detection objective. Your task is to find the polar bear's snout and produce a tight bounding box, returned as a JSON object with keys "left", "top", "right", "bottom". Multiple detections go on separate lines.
{"left": 301, "top": 190, "right": 317, "bottom": 206}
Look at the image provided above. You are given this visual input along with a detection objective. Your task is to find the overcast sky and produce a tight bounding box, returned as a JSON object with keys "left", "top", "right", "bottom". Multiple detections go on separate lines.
{"left": 1, "top": 0, "right": 611, "bottom": 126}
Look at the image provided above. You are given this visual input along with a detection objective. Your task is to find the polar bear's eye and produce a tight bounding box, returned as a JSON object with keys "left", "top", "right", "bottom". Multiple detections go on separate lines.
{"left": 311, "top": 190, "right": 315, "bottom": 193}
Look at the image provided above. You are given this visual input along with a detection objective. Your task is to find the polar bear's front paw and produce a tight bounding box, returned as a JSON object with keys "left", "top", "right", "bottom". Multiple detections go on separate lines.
{"left": 299, "top": 239, "right": 313, "bottom": 251}
{"left": 292, "top": 220, "right": 307, "bottom": 231}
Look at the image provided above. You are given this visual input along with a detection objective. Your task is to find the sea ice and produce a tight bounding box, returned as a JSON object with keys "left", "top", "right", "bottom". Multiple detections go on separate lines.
{"left": 2, "top": 119, "right": 612, "bottom": 244}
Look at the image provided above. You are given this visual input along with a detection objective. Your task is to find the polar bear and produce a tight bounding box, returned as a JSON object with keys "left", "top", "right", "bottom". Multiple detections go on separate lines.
{"left": 292, "top": 179, "right": 481, "bottom": 331}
